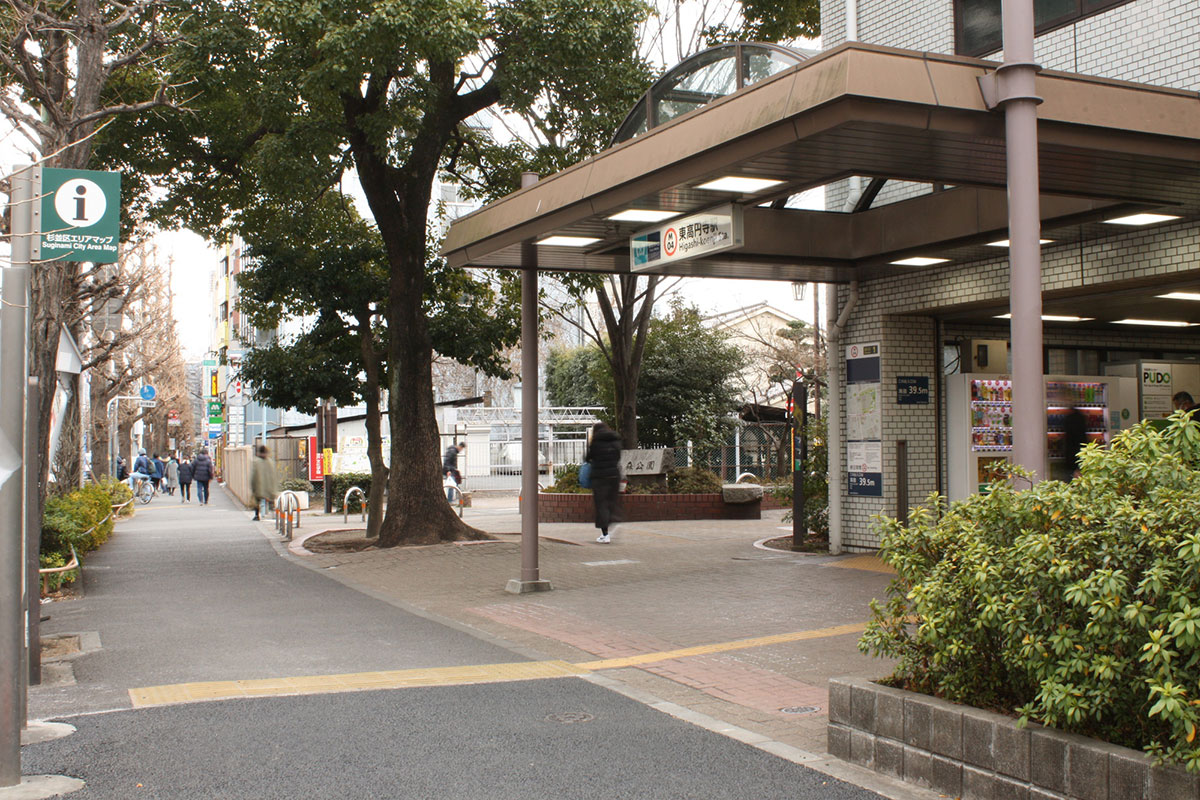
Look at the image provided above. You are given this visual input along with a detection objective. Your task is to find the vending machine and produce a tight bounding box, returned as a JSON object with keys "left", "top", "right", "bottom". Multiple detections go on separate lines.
{"left": 947, "top": 373, "right": 1137, "bottom": 500}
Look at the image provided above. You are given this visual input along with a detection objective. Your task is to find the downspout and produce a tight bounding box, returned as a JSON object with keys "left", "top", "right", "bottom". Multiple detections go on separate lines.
{"left": 825, "top": 280, "right": 859, "bottom": 555}
{"left": 841, "top": 0, "right": 863, "bottom": 214}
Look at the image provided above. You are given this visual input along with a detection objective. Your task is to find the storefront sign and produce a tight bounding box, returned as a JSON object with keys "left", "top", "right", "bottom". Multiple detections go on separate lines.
{"left": 308, "top": 436, "right": 324, "bottom": 481}
{"left": 897, "top": 376, "right": 930, "bottom": 405}
{"left": 630, "top": 204, "right": 742, "bottom": 271}
{"left": 35, "top": 167, "right": 121, "bottom": 263}
{"left": 846, "top": 342, "right": 882, "bottom": 497}
{"left": 1141, "top": 362, "right": 1174, "bottom": 418}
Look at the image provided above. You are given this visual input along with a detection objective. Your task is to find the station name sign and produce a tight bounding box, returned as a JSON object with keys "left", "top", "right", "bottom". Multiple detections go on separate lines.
{"left": 630, "top": 203, "right": 743, "bottom": 272}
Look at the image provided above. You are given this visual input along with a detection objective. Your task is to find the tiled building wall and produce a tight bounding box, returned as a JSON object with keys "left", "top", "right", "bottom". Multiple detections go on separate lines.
{"left": 833, "top": 219, "right": 1200, "bottom": 549}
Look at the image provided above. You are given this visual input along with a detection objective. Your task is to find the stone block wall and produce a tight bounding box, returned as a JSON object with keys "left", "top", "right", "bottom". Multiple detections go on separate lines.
{"left": 828, "top": 676, "right": 1200, "bottom": 800}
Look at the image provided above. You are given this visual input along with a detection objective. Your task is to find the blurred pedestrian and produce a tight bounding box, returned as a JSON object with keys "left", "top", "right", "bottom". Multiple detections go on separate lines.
{"left": 192, "top": 447, "right": 214, "bottom": 505}
{"left": 166, "top": 454, "right": 179, "bottom": 496}
{"left": 250, "top": 445, "right": 278, "bottom": 521}
{"left": 585, "top": 422, "right": 623, "bottom": 543}
{"left": 152, "top": 453, "right": 166, "bottom": 491}
{"left": 442, "top": 441, "right": 465, "bottom": 486}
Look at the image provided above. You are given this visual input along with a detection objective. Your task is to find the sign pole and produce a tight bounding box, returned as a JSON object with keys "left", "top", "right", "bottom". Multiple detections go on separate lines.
{"left": 1, "top": 166, "right": 34, "bottom": 787}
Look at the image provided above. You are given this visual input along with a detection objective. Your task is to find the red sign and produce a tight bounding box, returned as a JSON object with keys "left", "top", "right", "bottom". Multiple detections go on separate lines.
{"left": 308, "top": 436, "right": 324, "bottom": 481}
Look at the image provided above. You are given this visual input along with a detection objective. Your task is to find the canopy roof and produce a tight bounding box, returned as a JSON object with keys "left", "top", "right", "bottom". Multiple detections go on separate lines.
{"left": 443, "top": 43, "right": 1200, "bottom": 286}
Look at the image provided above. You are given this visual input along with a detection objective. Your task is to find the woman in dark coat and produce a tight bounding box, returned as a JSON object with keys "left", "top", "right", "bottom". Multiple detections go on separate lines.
{"left": 584, "top": 423, "right": 623, "bottom": 543}
{"left": 177, "top": 456, "right": 194, "bottom": 503}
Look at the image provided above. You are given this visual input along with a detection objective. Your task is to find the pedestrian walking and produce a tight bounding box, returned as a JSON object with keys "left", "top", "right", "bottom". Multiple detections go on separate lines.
{"left": 178, "top": 456, "right": 193, "bottom": 503}
{"left": 192, "top": 447, "right": 214, "bottom": 505}
{"left": 166, "top": 455, "right": 179, "bottom": 496}
{"left": 250, "top": 445, "right": 279, "bottom": 521}
{"left": 116, "top": 456, "right": 128, "bottom": 482}
{"left": 584, "top": 422, "right": 623, "bottom": 543}
{"left": 442, "top": 441, "right": 465, "bottom": 487}
{"left": 152, "top": 453, "right": 166, "bottom": 491}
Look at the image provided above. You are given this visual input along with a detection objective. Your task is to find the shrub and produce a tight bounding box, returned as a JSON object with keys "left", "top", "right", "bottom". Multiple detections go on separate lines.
{"left": 39, "top": 551, "right": 77, "bottom": 593}
{"left": 328, "top": 472, "right": 372, "bottom": 512}
{"left": 667, "top": 467, "right": 722, "bottom": 494}
{"left": 543, "top": 464, "right": 589, "bottom": 494}
{"left": 280, "top": 478, "right": 314, "bottom": 494}
{"left": 98, "top": 477, "right": 134, "bottom": 517}
{"left": 861, "top": 413, "right": 1200, "bottom": 771}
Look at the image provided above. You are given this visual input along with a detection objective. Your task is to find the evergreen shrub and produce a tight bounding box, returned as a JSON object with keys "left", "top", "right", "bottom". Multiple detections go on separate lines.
{"left": 862, "top": 413, "right": 1200, "bottom": 771}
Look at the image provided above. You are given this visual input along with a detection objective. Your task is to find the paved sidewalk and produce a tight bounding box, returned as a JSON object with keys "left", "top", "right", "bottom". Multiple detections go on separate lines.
{"left": 283, "top": 495, "right": 896, "bottom": 758}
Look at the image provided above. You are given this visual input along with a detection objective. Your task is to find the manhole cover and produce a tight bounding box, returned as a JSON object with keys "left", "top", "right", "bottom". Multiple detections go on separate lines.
{"left": 779, "top": 706, "right": 820, "bottom": 715}
{"left": 546, "top": 712, "right": 594, "bottom": 724}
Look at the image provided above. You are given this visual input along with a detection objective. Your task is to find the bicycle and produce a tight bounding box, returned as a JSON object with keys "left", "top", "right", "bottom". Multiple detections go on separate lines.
{"left": 136, "top": 478, "right": 156, "bottom": 505}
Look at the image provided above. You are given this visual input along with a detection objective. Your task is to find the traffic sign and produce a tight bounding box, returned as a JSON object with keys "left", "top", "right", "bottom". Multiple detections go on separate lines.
{"left": 138, "top": 399, "right": 157, "bottom": 408}
{"left": 139, "top": 384, "right": 156, "bottom": 401}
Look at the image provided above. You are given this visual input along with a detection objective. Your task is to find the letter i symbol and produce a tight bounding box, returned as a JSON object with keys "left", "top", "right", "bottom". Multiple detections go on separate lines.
{"left": 73, "top": 185, "right": 87, "bottom": 221}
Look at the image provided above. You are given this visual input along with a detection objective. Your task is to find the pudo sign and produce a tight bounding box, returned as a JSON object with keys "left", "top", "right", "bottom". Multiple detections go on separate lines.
{"left": 33, "top": 168, "right": 122, "bottom": 264}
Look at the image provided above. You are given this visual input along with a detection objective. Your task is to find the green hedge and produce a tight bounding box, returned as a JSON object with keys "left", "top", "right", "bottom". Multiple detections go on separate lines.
{"left": 543, "top": 464, "right": 723, "bottom": 495}
{"left": 328, "top": 472, "right": 372, "bottom": 512}
{"left": 39, "top": 477, "right": 130, "bottom": 592}
{"left": 862, "top": 412, "right": 1200, "bottom": 772}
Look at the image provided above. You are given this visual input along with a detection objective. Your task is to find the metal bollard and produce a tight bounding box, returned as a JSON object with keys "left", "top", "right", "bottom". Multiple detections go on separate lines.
{"left": 343, "top": 487, "right": 366, "bottom": 525}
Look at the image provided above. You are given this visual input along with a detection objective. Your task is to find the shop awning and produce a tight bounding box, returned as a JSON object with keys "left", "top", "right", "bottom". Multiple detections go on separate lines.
{"left": 443, "top": 43, "right": 1200, "bottom": 284}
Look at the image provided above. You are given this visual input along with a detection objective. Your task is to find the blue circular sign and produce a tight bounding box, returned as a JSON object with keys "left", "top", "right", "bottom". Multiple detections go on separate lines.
{"left": 140, "top": 385, "right": 156, "bottom": 401}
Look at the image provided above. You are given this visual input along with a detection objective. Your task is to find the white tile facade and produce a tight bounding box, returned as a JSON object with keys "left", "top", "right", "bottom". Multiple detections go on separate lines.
{"left": 820, "top": 0, "right": 1200, "bottom": 549}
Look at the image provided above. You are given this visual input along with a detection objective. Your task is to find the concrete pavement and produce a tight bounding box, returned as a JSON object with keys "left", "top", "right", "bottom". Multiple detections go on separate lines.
{"left": 18, "top": 484, "right": 931, "bottom": 799}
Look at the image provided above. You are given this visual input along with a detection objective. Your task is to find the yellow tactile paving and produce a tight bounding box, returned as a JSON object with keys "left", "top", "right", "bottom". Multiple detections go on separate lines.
{"left": 575, "top": 622, "right": 869, "bottom": 670}
{"left": 130, "top": 621, "right": 870, "bottom": 708}
{"left": 825, "top": 554, "right": 896, "bottom": 574}
{"left": 129, "top": 660, "right": 589, "bottom": 708}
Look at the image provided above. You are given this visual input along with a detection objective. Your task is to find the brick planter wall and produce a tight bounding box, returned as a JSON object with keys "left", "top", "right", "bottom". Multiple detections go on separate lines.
{"left": 828, "top": 676, "right": 1200, "bottom": 800}
{"left": 536, "top": 492, "right": 761, "bottom": 523}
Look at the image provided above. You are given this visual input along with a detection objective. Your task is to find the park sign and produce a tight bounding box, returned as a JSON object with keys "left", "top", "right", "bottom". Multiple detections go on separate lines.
{"left": 33, "top": 167, "right": 121, "bottom": 264}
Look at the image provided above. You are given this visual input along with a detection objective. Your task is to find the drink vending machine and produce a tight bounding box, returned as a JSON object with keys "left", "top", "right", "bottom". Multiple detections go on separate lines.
{"left": 947, "top": 373, "right": 1137, "bottom": 500}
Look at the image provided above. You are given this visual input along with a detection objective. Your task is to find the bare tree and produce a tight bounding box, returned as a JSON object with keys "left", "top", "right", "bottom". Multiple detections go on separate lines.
{"left": 1, "top": 0, "right": 185, "bottom": 500}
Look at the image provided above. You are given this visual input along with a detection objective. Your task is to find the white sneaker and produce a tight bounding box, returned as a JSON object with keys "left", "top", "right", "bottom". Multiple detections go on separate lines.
{"left": 597, "top": 534, "right": 610, "bottom": 543}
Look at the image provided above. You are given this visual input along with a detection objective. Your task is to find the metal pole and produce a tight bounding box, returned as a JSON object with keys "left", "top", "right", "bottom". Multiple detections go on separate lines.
{"left": 1001, "top": 0, "right": 1045, "bottom": 480}
{"left": 508, "top": 171, "right": 551, "bottom": 594}
{"left": 25, "top": 378, "right": 41, "bottom": 699}
{"left": 1, "top": 166, "right": 33, "bottom": 786}
{"left": 792, "top": 382, "right": 807, "bottom": 548}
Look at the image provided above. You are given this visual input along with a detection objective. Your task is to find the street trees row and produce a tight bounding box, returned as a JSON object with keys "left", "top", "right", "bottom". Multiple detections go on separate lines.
{"left": 3, "top": 0, "right": 821, "bottom": 545}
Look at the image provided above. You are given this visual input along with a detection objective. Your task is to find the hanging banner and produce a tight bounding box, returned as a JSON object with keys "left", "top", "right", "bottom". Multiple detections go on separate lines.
{"left": 846, "top": 342, "right": 883, "bottom": 497}
{"left": 308, "top": 436, "right": 324, "bottom": 481}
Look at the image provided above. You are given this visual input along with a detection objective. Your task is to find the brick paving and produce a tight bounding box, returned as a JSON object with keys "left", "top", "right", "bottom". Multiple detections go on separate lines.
{"left": 291, "top": 498, "right": 895, "bottom": 756}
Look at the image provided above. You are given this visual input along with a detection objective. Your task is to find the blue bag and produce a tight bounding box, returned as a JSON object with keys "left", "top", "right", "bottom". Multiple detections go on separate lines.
{"left": 578, "top": 462, "right": 592, "bottom": 489}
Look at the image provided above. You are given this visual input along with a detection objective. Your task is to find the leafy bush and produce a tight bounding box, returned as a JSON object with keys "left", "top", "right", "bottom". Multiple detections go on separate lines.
{"left": 280, "top": 478, "right": 314, "bottom": 493}
{"left": 39, "top": 551, "right": 77, "bottom": 593}
{"left": 328, "top": 472, "right": 372, "bottom": 512}
{"left": 861, "top": 413, "right": 1200, "bottom": 771}
{"left": 98, "top": 477, "right": 134, "bottom": 517}
{"left": 667, "top": 467, "right": 722, "bottom": 494}
{"left": 543, "top": 464, "right": 589, "bottom": 494}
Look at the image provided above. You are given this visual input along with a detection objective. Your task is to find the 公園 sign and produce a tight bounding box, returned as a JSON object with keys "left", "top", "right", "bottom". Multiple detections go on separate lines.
{"left": 34, "top": 168, "right": 121, "bottom": 264}
{"left": 630, "top": 204, "right": 742, "bottom": 272}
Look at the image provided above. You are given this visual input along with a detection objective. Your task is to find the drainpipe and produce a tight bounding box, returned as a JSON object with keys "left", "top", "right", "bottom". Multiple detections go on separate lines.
{"left": 842, "top": 0, "right": 862, "bottom": 214}
{"left": 825, "top": 280, "right": 859, "bottom": 555}
{"left": 980, "top": 0, "right": 1045, "bottom": 481}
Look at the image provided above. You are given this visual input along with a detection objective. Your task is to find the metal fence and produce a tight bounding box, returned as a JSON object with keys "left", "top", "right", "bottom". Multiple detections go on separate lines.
{"left": 653, "top": 422, "right": 792, "bottom": 484}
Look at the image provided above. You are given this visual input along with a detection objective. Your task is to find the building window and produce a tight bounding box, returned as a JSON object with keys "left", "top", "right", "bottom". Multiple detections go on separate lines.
{"left": 955, "top": 0, "right": 1135, "bottom": 57}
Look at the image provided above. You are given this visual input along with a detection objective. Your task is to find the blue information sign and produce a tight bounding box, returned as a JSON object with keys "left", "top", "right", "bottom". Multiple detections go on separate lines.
{"left": 897, "top": 376, "right": 930, "bottom": 405}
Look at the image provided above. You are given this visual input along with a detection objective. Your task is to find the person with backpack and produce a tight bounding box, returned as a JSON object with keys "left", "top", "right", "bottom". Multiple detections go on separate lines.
{"left": 129, "top": 449, "right": 153, "bottom": 492}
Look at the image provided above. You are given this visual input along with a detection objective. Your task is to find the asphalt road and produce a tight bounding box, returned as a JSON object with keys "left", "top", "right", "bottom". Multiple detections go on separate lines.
{"left": 24, "top": 484, "right": 884, "bottom": 799}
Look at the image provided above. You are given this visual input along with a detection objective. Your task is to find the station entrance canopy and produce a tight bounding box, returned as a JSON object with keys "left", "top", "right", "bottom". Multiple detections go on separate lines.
{"left": 443, "top": 42, "right": 1200, "bottom": 283}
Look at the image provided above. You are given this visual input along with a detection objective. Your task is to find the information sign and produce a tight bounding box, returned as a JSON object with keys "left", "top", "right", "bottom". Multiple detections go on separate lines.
{"left": 897, "top": 376, "right": 930, "bottom": 405}
{"left": 35, "top": 168, "right": 121, "bottom": 263}
{"left": 846, "top": 342, "right": 883, "bottom": 497}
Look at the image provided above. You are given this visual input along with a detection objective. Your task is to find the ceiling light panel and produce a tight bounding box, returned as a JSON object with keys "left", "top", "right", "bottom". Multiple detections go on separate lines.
{"left": 1157, "top": 292, "right": 1200, "bottom": 301}
{"left": 994, "top": 314, "right": 1093, "bottom": 322}
{"left": 607, "top": 209, "right": 678, "bottom": 223}
{"left": 890, "top": 257, "right": 949, "bottom": 267}
{"left": 537, "top": 236, "right": 600, "bottom": 247}
{"left": 695, "top": 176, "right": 783, "bottom": 193}
{"left": 1112, "top": 318, "right": 1196, "bottom": 327}
{"left": 1103, "top": 213, "right": 1181, "bottom": 226}
{"left": 985, "top": 239, "right": 1054, "bottom": 247}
